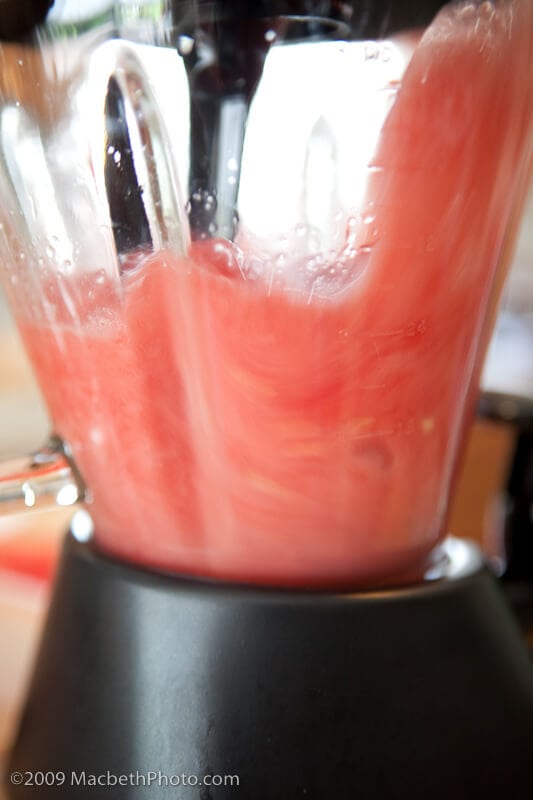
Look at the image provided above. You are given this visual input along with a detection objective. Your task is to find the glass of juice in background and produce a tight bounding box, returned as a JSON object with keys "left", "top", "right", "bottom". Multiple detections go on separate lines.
{"left": 0, "top": 0, "right": 532, "bottom": 589}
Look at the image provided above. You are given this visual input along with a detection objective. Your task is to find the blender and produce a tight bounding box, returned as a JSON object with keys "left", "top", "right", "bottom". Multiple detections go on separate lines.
{"left": 0, "top": 0, "right": 532, "bottom": 796}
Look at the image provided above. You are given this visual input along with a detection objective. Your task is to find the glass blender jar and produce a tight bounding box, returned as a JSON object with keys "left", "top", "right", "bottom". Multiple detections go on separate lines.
{"left": 1, "top": 1, "right": 533, "bottom": 797}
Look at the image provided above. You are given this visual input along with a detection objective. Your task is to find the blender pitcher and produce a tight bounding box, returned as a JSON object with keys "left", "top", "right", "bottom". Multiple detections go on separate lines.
{"left": 1, "top": 2, "right": 533, "bottom": 798}
{"left": 0, "top": 0, "right": 532, "bottom": 588}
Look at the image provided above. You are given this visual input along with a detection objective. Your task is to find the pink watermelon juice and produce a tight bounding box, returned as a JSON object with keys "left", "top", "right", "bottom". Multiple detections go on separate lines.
{"left": 19, "top": 2, "right": 533, "bottom": 587}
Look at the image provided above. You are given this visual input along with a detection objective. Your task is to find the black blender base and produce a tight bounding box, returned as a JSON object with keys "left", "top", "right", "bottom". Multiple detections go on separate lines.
{"left": 5, "top": 535, "right": 533, "bottom": 799}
